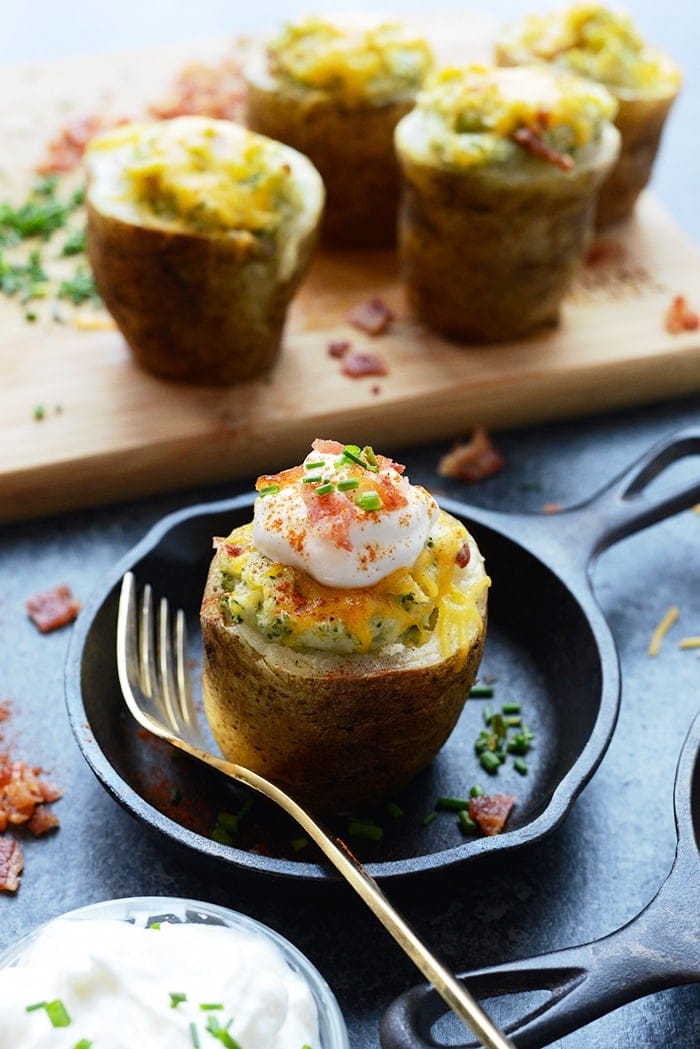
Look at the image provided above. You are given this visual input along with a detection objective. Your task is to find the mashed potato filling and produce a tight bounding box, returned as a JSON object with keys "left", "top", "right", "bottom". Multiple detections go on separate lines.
{"left": 498, "top": 3, "right": 682, "bottom": 96}
{"left": 266, "top": 16, "right": 434, "bottom": 106}
{"left": 217, "top": 514, "right": 487, "bottom": 656}
{"left": 404, "top": 64, "right": 617, "bottom": 169}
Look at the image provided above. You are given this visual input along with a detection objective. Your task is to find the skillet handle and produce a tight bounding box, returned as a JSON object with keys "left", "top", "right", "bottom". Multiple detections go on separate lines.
{"left": 566, "top": 426, "right": 700, "bottom": 565}
{"left": 380, "top": 871, "right": 700, "bottom": 1049}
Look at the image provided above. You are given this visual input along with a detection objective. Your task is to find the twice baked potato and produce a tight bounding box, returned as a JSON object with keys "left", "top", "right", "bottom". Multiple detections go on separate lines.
{"left": 200, "top": 439, "right": 489, "bottom": 812}
{"left": 85, "top": 116, "right": 324, "bottom": 385}
{"left": 495, "top": 3, "right": 682, "bottom": 227}
{"left": 245, "top": 16, "right": 433, "bottom": 246}
{"left": 394, "top": 65, "right": 620, "bottom": 342}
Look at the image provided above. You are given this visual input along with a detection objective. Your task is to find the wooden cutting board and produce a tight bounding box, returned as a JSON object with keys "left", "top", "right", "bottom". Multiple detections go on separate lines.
{"left": 1, "top": 17, "right": 699, "bottom": 524}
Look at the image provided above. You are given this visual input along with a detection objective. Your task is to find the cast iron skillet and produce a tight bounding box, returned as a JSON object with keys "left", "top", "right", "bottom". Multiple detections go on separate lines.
{"left": 380, "top": 709, "right": 700, "bottom": 1047}
{"left": 65, "top": 428, "right": 700, "bottom": 881}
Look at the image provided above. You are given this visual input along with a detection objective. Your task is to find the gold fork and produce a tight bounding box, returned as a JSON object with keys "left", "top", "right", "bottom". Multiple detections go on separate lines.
{"left": 116, "top": 570, "right": 515, "bottom": 1049}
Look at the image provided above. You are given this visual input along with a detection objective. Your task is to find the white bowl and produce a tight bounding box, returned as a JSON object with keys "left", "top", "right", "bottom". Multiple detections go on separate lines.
{"left": 0, "top": 895, "right": 349, "bottom": 1049}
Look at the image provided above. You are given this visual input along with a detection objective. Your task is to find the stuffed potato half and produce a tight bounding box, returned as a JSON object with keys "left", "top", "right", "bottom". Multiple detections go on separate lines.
{"left": 200, "top": 440, "right": 489, "bottom": 813}
{"left": 85, "top": 117, "right": 324, "bottom": 385}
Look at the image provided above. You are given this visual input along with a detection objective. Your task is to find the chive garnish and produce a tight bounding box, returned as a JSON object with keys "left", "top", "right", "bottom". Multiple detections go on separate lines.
{"left": 303, "top": 474, "right": 323, "bottom": 484}
{"left": 482, "top": 704, "right": 494, "bottom": 725}
{"left": 479, "top": 751, "right": 502, "bottom": 774}
{"left": 502, "top": 702, "right": 521, "bottom": 714}
{"left": 149, "top": 922, "right": 161, "bottom": 929}
{"left": 342, "top": 445, "right": 367, "bottom": 468}
{"left": 470, "top": 685, "right": 494, "bottom": 698}
{"left": 190, "top": 1022, "right": 201, "bottom": 1048}
{"left": 73, "top": 1040, "right": 93, "bottom": 1049}
{"left": 45, "top": 999, "right": 71, "bottom": 1028}
{"left": 337, "top": 477, "right": 360, "bottom": 491}
{"left": 459, "top": 811, "right": 478, "bottom": 834}
{"left": 514, "top": 758, "right": 529, "bottom": 775}
{"left": 362, "top": 446, "right": 379, "bottom": 471}
{"left": 199, "top": 1003, "right": 224, "bottom": 1010}
{"left": 385, "top": 800, "right": 403, "bottom": 819}
{"left": 348, "top": 818, "right": 384, "bottom": 842}
{"left": 469, "top": 784, "right": 485, "bottom": 798}
{"left": 170, "top": 992, "right": 187, "bottom": 1008}
{"left": 25, "top": 1001, "right": 47, "bottom": 1013}
{"left": 291, "top": 835, "right": 309, "bottom": 852}
{"left": 421, "top": 811, "right": 437, "bottom": 827}
{"left": 258, "top": 483, "right": 280, "bottom": 496}
{"left": 436, "top": 796, "right": 470, "bottom": 812}
{"left": 315, "top": 482, "right": 335, "bottom": 496}
{"left": 305, "top": 459, "right": 324, "bottom": 470}
{"left": 356, "top": 491, "right": 382, "bottom": 512}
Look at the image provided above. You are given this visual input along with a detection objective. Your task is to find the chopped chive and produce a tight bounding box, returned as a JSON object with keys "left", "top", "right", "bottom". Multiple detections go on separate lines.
{"left": 315, "top": 482, "right": 335, "bottom": 496}
{"left": 482, "top": 704, "right": 494, "bottom": 725}
{"left": 25, "top": 1001, "right": 47, "bottom": 1013}
{"left": 45, "top": 999, "right": 71, "bottom": 1028}
{"left": 469, "top": 784, "right": 485, "bottom": 798}
{"left": 303, "top": 474, "right": 323, "bottom": 484}
{"left": 436, "top": 795, "right": 470, "bottom": 812}
{"left": 421, "top": 810, "right": 437, "bottom": 827}
{"left": 291, "top": 835, "right": 309, "bottom": 852}
{"left": 362, "top": 446, "right": 379, "bottom": 471}
{"left": 33, "top": 404, "right": 45, "bottom": 420}
{"left": 502, "top": 702, "right": 521, "bottom": 714}
{"left": 170, "top": 787, "right": 182, "bottom": 804}
{"left": 514, "top": 758, "right": 529, "bottom": 775}
{"left": 356, "top": 491, "right": 382, "bottom": 512}
{"left": 73, "top": 1040, "right": 93, "bottom": 1049}
{"left": 170, "top": 992, "right": 187, "bottom": 1008}
{"left": 458, "top": 810, "right": 478, "bottom": 834}
{"left": 505, "top": 716, "right": 522, "bottom": 727}
{"left": 342, "top": 446, "right": 367, "bottom": 468}
{"left": 337, "top": 477, "right": 360, "bottom": 491}
{"left": 258, "top": 483, "right": 280, "bottom": 496}
{"left": 199, "top": 1003, "right": 224, "bottom": 1010}
{"left": 470, "top": 684, "right": 494, "bottom": 698}
{"left": 348, "top": 818, "right": 384, "bottom": 842}
{"left": 190, "top": 1023, "right": 200, "bottom": 1048}
{"left": 305, "top": 460, "right": 324, "bottom": 470}
{"left": 149, "top": 922, "right": 161, "bottom": 930}
{"left": 479, "top": 751, "right": 502, "bottom": 774}
{"left": 385, "top": 800, "right": 403, "bottom": 819}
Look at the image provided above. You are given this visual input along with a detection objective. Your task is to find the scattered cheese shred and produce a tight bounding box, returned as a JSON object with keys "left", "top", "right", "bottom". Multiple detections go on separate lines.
{"left": 678, "top": 636, "right": 700, "bottom": 650}
{"left": 647, "top": 606, "right": 680, "bottom": 656}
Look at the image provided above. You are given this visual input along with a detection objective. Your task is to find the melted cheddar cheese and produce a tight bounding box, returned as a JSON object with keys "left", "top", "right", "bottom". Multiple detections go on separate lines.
{"left": 217, "top": 512, "right": 488, "bottom": 658}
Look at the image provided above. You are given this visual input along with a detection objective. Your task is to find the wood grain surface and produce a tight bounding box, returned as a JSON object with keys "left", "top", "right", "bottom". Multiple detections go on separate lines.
{"left": 1, "top": 19, "right": 699, "bottom": 523}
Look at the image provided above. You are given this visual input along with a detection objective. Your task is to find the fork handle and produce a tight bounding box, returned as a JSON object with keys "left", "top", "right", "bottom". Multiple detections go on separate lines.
{"left": 200, "top": 750, "right": 514, "bottom": 1049}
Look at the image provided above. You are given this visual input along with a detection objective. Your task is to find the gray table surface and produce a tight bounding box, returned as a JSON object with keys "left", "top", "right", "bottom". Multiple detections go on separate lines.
{"left": 1, "top": 3, "right": 699, "bottom": 1047}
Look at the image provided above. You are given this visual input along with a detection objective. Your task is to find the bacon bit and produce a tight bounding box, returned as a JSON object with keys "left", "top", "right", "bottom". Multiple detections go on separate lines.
{"left": 455, "top": 542, "right": 471, "bottom": 568}
{"left": 148, "top": 56, "right": 248, "bottom": 124}
{"left": 223, "top": 543, "right": 244, "bottom": 558}
{"left": 342, "top": 352, "right": 388, "bottom": 378}
{"left": 312, "top": 438, "right": 344, "bottom": 455}
{"left": 327, "top": 339, "right": 350, "bottom": 358}
{"left": 468, "top": 793, "right": 516, "bottom": 836}
{"left": 35, "top": 113, "right": 125, "bottom": 175}
{"left": 302, "top": 487, "right": 356, "bottom": 551}
{"left": 255, "top": 465, "right": 304, "bottom": 491}
{"left": 0, "top": 836, "right": 24, "bottom": 893}
{"left": 512, "top": 126, "right": 574, "bottom": 172}
{"left": 648, "top": 605, "right": 680, "bottom": 656}
{"left": 347, "top": 298, "right": 395, "bottom": 336}
{"left": 0, "top": 758, "right": 62, "bottom": 831}
{"left": 542, "top": 502, "right": 563, "bottom": 514}
{"left": 665, "top": 295, "right": 699, "bottom": 334}
{"left": 437, "top": 427, "right": 505, "bottom": 483}
{"left": 26, "top": 584, "right": 81, "bottom": 633}
{"left": 27, "top": 805, "right": 60, "bottom": 837}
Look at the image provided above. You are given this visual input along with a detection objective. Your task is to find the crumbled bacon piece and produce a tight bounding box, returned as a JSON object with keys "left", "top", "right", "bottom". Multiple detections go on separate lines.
{"left": 342, "top": 352, "right": 387, "bottom": 378}
{"left": 327, "top": 339, "right": 350, "bottom": 358}
{"left": 468, "top": 793, "right": 515, "bottom": 836}
{"left": 0, "top": 836, "right": 24, "bottom": 893}
{"left": 148, "top": 56, "right": 247, "bottom": 123}
{"left": 27, "top": 804, "right": 60, "bottom": 837}
{"left": 347, "top": 298, "right": 394, "bottom": 336}
{"left": 312, "top": 438, "right": 344, "bottom": 455}
{"left": 512, "top": 126, "right": 573, "bottom": 171}
{"left": 438, "top": 427, "right": 505, "bottom": 483}
{"left": 0, "top": 757, "right": 62, "bottom": 831}
{"left": 455, "top": 542, "right": 471, "bottom": 568}
{"left": 302, "top": 486, "right": 356, "bottom": 551}
{"left": 35, "top": 113, "right": 125, "bottom": 174}
{"left": 665, "top": 295, "right": 699, "bottom": 334}
{"left": 26, "top": 584, "right": 81, "bottom": 633}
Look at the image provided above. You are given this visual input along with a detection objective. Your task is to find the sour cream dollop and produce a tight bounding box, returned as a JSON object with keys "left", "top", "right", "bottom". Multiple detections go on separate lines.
{"left": 253, "top": 440, "right": 440, "bottom": 588}
{"left": 0, "top": 919, "right": 319, "bottom": 1049}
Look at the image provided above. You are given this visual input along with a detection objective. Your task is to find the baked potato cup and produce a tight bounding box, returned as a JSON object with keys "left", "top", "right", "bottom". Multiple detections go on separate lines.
{"left": 495, "top": 4, "right": 681, "bottom": 228}
{"left": 85, "top": 117, "right": 324, "bottom": 385}
{"left": 244, "top": 17, "right": 433, "bottom": 247}
{"left": 394, "top": 66, "right": 620, "bottom": 342}
{"left": 200, "top": 441, "right": 489, "bottom": 813}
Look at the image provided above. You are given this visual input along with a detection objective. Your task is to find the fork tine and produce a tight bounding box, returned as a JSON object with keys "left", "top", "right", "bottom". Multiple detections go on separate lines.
{"left": 157, "top": 596, "right": 181, "bottom": 733}
{"left": 139, "top": 583, "right": 155, "bottom": 699}
{"left": 118, "top": 572, "right": 140, "bottom": 693}
{"left": 174, "top": 607, "right": 197, "bottom": 731}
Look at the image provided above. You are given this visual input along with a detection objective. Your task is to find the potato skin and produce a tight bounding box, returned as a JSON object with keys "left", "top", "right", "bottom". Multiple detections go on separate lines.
{"left": 87, "top": 202, "right": 319, "bottom": 385}
{"left": 246, "top": 74, "right": 413, "bottom": 247}
{"left": 200, "top": 551, "right": 486, "bottom": 813}
{"left": 395, "top": 124, "right": 619, "bottom": 342}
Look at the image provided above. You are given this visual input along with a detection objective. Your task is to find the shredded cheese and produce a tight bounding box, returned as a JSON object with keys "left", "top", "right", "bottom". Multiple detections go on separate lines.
{"left": 647, "top": 606, "right": 680, "bottom": 656}
{"left": 678, "top": 636, "right": 700, "bottom": 650}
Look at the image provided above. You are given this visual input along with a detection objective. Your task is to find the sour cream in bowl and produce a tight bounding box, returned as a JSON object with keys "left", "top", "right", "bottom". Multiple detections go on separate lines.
{"left": 0, "top": 896, "right": 348, "bottom": 1049}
